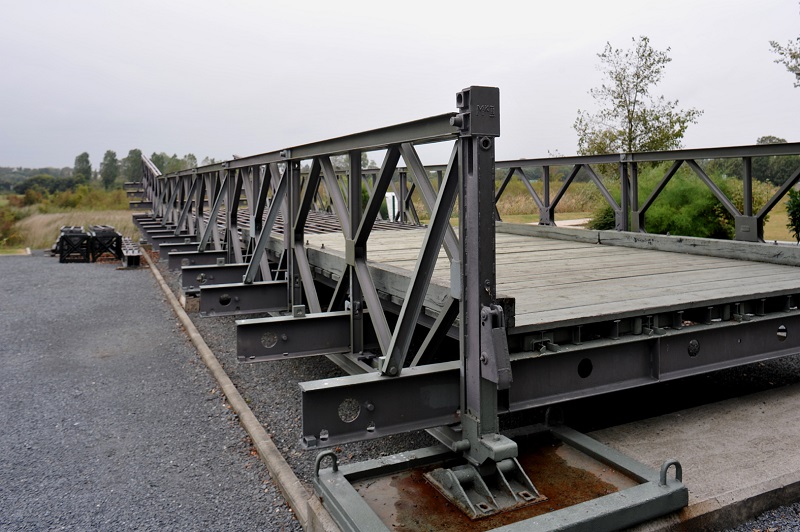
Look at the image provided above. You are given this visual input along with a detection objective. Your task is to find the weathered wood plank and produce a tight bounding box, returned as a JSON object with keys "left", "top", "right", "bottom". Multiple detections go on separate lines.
{"left": 513, "top": 275, "right": 800, "bottom": 332}
{"left": 498, "top": 257, "right": 747, "bottom": 289}
{"left": 269, "top": 223, "right": 800, "bottom": 335}
{"left": 513, "top": 265, "right": 798, "bottom": 314}
{"left": 497, "top": 222, "right": 800, "bottom": 266}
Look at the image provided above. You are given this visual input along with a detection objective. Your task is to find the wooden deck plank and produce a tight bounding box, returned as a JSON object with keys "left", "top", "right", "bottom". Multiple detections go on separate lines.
{"left": 498, "top": 258, "right": 750, "bottom": 289}
{"left": 513, "top": 266, "right": 798, "bottom": 315}
{"left": 302, "top": 226, "right": 800, "bottom": 331}
{"left": 513, "top": 274, "right": 800, "bottom": 330}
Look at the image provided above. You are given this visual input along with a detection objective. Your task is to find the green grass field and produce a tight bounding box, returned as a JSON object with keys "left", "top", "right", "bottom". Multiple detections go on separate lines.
{"left": 14, "top": 210, "right": 139, "bottom": 250}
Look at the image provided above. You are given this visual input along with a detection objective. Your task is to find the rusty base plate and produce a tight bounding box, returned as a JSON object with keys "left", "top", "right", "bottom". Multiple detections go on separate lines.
{"left": 313, "top": 425, "right": 687, "bottom": 532}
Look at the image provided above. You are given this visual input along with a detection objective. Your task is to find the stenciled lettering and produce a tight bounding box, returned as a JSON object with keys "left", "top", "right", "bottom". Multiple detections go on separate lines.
{"left": 476, "top": 104, "right": 496, "bottom": 117}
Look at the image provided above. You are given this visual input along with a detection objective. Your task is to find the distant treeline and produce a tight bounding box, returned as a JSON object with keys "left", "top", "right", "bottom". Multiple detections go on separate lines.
{"left": 0, "top": 150, "right": 217, "bottom": 194}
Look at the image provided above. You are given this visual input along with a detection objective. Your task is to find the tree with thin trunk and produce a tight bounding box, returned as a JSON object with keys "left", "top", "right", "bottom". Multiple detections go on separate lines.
{"left": 574, "top": 36, "right": 702, "bottom": 156}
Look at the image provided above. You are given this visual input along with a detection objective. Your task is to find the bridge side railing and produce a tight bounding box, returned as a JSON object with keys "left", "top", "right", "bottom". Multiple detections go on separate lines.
{"left": 495, "top": 143, "right": 800, "bottom": 242}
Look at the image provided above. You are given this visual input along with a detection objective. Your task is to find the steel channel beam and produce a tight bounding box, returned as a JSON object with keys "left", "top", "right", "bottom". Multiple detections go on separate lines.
{"left": 168, "top": 250, "right": 227, "bottom": 270}
{"left": 237, "top": 311, "right": 351, "bottom": 363}
{"left": 150, "top": 233, "right": 194, "bottom": 251}
{"left": 499, "top": 141, "right": 800, "bottom": 168}
{"left": 199, "top": 281, "right": 288, "bottom": 317}
{"left": 162, "top": 242, "right": 202, "bottom": 255}
{"left": 181, "top": 263, "right": 248, "bottom": 291}
{"left": 301, "top": 361, "right": 461, "bottom": 449}
{"left": 141, "top": 227, "right": 175, "bottom": 235}
{"left": 155, "top": 114, "right": 457, "bottom": 180}
{"left": 301, "top": 312, "right": 800, "bottom": 448}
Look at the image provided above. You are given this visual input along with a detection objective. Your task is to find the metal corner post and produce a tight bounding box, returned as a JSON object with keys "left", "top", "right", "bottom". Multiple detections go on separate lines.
{"left": 454, "top": 86, "right": 511, "bottom": 465}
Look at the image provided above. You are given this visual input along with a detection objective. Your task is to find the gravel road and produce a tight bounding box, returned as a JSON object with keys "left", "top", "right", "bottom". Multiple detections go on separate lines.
{"left": 0, "top": 253, "right": 300, "bottom": 531}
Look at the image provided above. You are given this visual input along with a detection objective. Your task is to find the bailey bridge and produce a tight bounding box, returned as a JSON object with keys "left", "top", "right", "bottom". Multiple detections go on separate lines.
{"left": 130, "top": 86, "right": 800, "bottom": 531}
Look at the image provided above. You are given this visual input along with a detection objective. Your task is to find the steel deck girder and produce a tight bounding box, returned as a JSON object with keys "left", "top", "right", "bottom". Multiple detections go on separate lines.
{"left": 168, "top": 250, "right": 226, "bottom": 270}
{"left": 181, "top": 263, "right": 248, "bottom": 292}
{"left": 199, "top": 280, "right": 288, "bottom": 317}
{"left": 237, "top": 311, "right": 352, "bottom": 363}
{"left": 301, "top": 311, "right": 800, "bottom": 448}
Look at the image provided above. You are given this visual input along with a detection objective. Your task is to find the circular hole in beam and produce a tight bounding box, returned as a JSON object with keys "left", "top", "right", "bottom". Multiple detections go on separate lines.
{"left": 338, "top": 398, "right": 361, "bottom": 424}
{"left": 577, "top": 358, "right": 593, "bottom": 379}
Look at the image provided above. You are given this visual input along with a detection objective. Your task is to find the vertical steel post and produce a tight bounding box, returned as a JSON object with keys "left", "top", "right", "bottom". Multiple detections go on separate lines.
{"left": 452, "top": 86, "right": 514, "bottom": 470}
{"left": 619, "top": 159, "right": 630, "bottom": 231}
{"left": 736, "top": 156, "right": 760, "bottom": 242}
{"left": 542, "top": 166, "right": 554, "bottom": 225}
{"left": 743, "top": 157, "right": 753, "bottom": 217}
{"left": 631, "top": 162, "right": 642, "bottom": 232}
{"left": 349, "top": 151, "right": 364, "bottom": 354}
{"left": 287, "top": 160, "right": 303, "bottom": 309}
{"left": 399, "top": 171, "right": 407, "bottom": 224}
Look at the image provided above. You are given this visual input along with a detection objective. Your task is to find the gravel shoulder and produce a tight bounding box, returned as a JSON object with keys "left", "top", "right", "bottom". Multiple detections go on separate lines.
{"left": 0, "top": 253, "right": 300, "bottom": 531}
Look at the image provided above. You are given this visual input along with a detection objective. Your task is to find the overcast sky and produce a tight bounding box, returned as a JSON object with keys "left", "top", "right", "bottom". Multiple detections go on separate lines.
{"left": 0, "top": 0, "right": 797, "bottom": 169}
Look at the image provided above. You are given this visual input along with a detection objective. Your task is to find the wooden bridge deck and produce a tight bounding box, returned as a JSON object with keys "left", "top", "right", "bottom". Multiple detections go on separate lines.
{"left": 303, "top": 224, "right": 800, "bottom": 333}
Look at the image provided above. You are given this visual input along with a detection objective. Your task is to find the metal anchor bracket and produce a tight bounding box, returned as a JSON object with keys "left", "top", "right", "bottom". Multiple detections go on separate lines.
{"left": 425, "top": 458, "right": 545, "bottom": 520}
{"left": 480, "top": 304, "right": 512, "bottom": 390}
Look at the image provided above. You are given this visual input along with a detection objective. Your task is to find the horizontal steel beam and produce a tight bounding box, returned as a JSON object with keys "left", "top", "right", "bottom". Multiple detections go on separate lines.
{"left": 199, "top": 281, "right": 288, "bottom": 317}
{"left": 301, "top": 361, "right": 461, "bottom": 449}
{"left": 160, "top": 114, "right": 459, "bottom": 178}
{"left": 149, "top": 234, "right": 195, "bottom": 251}
{"left": 168, "top": 249, "right": 226, "bottom": 270}
{"left": 301, "top": 312, "right": 800, "bottom": 447}
{"left": 162, "top": 242, "right": 202, "bottom": 255}
{"left": 500, "top": 142, "right": 800, "bottom": 168}
{"left": 181, "top": 263, "right": 247, "bottom": 291}
{"left": 237, "top": 311, "right": 351, "bottom": 363}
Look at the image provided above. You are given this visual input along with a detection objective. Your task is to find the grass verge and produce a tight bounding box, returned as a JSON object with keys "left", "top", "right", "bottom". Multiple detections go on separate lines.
{"left": 15, "top": 210, "right": 139, "bottom": 250}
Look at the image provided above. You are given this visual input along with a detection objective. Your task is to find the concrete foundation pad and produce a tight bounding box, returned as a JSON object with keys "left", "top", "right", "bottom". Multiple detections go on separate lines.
{"left": 592, "top": 382, "right": 800, "bottom": 530}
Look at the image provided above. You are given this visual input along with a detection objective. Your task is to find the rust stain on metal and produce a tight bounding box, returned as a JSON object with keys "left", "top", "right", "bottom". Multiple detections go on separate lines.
{"left": 353, "top": 438, "right": 639, "bottom": 530}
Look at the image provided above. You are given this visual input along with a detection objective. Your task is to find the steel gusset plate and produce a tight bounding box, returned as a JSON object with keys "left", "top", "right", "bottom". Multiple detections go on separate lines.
{"left": 199, "top": 280, "right": 288, "bottom": 317}
{"left": 236, "top": 310, "right": 352, "bottom": 363}
{"left": 181, "top": 263, "right": 247, "bottom": 291}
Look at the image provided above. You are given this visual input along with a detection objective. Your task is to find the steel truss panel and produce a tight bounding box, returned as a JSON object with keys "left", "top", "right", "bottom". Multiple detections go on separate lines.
{"left": 301, "top": 312, "right": 800, "bottom": 448}
{"left": 199, "top": 280, "right": 288, "bottom": 317}
{"left": 312, "top": 425, "right": 687, "bottom": 532}
{"left": 237, "top": 311, "right": 352, "bottom": 363}
{"left": 181, "top": 263, "right": 248, "bottom": 291}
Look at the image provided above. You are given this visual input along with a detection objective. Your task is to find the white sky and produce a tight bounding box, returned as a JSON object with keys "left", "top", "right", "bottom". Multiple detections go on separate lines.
{"left": 0, "top": 0, "right": 797, "bottom": 169}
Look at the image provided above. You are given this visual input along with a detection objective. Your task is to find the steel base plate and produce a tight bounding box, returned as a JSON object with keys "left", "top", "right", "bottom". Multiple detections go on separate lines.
{"left": 312, "top": 425, "right": 687, "bottom": 531}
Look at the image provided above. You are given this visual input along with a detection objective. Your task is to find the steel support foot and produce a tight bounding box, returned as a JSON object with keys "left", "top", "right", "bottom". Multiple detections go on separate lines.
{"left": 425, "top": 457, "right": 545, "bottom": 519}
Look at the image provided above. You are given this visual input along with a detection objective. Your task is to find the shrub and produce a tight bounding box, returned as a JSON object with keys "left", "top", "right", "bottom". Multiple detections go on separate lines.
{"left": 588, "top": 162, "right": 777, "bottom": 239}
{"left": 0, "top": 206, "right": 24, "bottom": 246}
{"left": 587, "top": 204, "right": 618, "bottom": 230}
